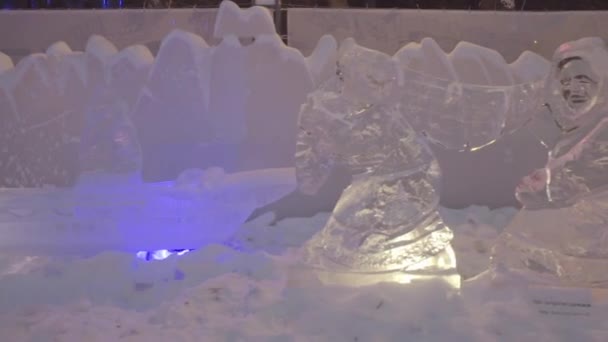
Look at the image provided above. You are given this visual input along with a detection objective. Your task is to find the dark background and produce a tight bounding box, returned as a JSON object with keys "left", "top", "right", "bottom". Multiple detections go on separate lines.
{"left": 1, "top": 0, "right": 608, "bottom": 10}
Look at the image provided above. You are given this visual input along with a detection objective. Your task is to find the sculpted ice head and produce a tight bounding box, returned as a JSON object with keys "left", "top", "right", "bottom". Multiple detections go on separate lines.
{"left": 546, "top": 37, "right": 608, "bottom": 131}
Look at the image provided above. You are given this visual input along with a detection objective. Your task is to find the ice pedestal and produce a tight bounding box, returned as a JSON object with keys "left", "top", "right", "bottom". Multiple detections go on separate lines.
{"left": 491, "top": 37, "right": 608, "bottom": 288}
{"left": 289, "top": 245, "right": 460, "bottom": 289}
{"left": 492, "top": 191, "right": 608, "bottom": 288}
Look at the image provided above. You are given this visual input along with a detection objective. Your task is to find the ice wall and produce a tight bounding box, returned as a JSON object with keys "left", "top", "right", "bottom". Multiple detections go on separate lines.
{"left": 0, "top": 1, "right": 550, "bottom": 219}
{"left": 264, "top": 38, "right": 551, "bottom": 221}
{"left": 0, "top": 1, "right": 316, "bottom": 187}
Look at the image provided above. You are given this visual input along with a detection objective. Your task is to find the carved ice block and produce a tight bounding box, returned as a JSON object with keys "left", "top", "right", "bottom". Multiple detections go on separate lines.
{"left": 293, "top": 36, "right": 551, "bottom": 287}
{"left": 492, "top": 37, "right": 608, "bottom": 288}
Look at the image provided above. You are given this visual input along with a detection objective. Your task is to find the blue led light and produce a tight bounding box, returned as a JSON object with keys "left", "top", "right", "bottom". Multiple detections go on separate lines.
{"left": 136, "top": 248, "right": 194, "bottom": 261}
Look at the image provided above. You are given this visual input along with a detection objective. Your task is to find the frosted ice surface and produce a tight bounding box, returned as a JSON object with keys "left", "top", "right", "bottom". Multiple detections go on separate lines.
{"left": 7, "top": 52, "right": 82, "bottom": 187}
{"left": 78, "top": 38, "right": 150, "bottom": 178}
{"left": 45, "top": 41, "right": 72, "bottom": 58}
{"left": 84, "top": 35, "right": 117, "bottom": 90}
{"left": 213, "top": 0, "right": 275, "bottom": 39}
{"left": 235, "top": 33, "right": 313, "bottom": 171}
{"left": 447, "top": 42, "right": 514, "bottom": 149}
{"left": 296, "top": 39, "right": 454, "bottom": 278}
{"left": 296, "top": 38, "right": 553, "bottom": 284}
{"left": 394, "top": 37, "right": 545, "bottom": 150}
{"left": 0, "top": 167, "right": 295, "bottom": 254}
{"left": 0, "top": 81, "right": 22, "bottom": 187}
{"left": 502, "top": 52, "right": 550, "bottom": 136}
{"left": 206, "top": 36, "right": 248, "bottom": 147}
{"left": 78, "top": 93, "right": 142, "bottom": 176}
{"left": 0, "top": 52, "right": 14, "bottom": 74}
{"left": 492, "top": 37, "right": 608, "bottom": 288}
{"left": 85, "top": 35, "right": 118, "bottom": 63}
{"left": 106, "top": 45, "right": 153, "bottom": 111}
{"left": 131, "top": 30, "right": 214, "bottom": 181}
{"left": 510, "top": 51, "right": 551, "bottom": 84}
{"left": 306, "top": 35, "right": 338, "bottom": 87}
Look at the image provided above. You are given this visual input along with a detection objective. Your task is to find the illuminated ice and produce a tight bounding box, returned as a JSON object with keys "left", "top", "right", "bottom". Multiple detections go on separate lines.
{"left": 296, "top": 40, "right": 457, "bottom": 287}
{"left": 306, "top": 35, "right": 338, "bottom": 87}
{"left": 295, "top": 38, "right": 549, "bottom": 287}
{"left": 2, "top": 47, "right": 83, "bottom": 187}
{"left": 0, "top": 52, "right": 13, "bottom": 74}
{"left": 242, "top": 33, "right": 314, "bottom": 170}
{"left": 492, "top": 37, "right": 608, "bottom": 288}
{"left": 394, "top": 37, "right": 546, "bottom": 150}
{"left": 0, "top": 21, "right": 300, "bottom": 255}
{"left": 131, "top": 30, "right": 215, "bottom": 180}
{"left": 213, "top": 0, "right": 276, "bottom": 39}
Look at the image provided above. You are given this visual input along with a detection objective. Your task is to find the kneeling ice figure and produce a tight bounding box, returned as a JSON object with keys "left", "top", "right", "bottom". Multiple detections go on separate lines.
{"left": 492, "top": 37, "right": 608, "bottom": 288}
{"left": 295, "top": 40, "right": 458, "bottom": 287}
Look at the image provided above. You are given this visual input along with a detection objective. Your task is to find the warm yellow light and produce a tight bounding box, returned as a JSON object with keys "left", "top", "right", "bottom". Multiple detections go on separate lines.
{"left": 288, "top": 245, "right": 461, "bottom": 289}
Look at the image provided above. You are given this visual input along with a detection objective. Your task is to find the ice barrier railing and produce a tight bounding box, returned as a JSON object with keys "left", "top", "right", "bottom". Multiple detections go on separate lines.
{"left": 0, "top": 0, "right": 553, "bottom": 263}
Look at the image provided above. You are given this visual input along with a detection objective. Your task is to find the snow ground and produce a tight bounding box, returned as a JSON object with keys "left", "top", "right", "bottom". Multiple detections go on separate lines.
{"left": 0, "top": 205, "right": 605, "bottom": 342}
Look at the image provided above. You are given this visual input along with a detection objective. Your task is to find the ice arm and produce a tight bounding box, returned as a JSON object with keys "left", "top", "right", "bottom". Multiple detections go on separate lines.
{"left": 518, "top": 117, "right": 608, "bottom": 207}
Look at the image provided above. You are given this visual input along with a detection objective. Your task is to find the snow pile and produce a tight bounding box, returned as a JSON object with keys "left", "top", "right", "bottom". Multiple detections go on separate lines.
{"left": 0, "top": 205, "right": 605, "bottom": 341}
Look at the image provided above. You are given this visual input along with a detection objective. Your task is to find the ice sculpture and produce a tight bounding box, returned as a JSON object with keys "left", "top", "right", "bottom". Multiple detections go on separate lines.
{"left": 295, "top": 39, "right": 456, "bottom": 287}
{"left": 294, "top": 38, "right": 548, "bottom": 287}
{"left": 133, "top": 1, "right": 313, "bottom": 180}
{"left": 0, "top": 52, "right": 12, "bottom": 73}
{"left": 491, "top": 37, "right": 608, "bottom": 288}
{"left": 0, "top": 1, "right": 310, "bottom": 255}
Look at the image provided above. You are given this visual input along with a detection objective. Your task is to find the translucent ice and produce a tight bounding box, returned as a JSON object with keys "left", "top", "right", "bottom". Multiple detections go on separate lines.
{"left": 213, "top": 0, "right": 276, "bottom": 39}
{"left": 242, "top": 33, "right": 314, "bottom": 170}
{"left": 0, "top": 167, "right": 295, "bottom": 254}
{"left": 295, "top": 38, "right": 550, "bottom": 287}
{"left": 306, "top": 35, "right": 338, "bottom": 87}
{"left": 296, "top": 40, "right": 457, "bottom": 286}
{"left": 3, "top": 49, "right": 83, "bottom": 187}
{"left": 492, "top": 37, "right": 608, "bottom": 287}
{"left": 0, "top": 52, "right": 13, "bottom": 74}
{"left": 394, "top": 37, "right": 547, "bottom": 151}
{"left": 131, "top": 30, "right": 215, "bottom": 181}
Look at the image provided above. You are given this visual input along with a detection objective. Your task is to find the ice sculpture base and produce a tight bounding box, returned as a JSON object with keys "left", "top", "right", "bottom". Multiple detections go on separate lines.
{"left": 288, "top": 246, "right": 461, "bottom": 289}
{"left": 491, "top": 200, "right": 608, "bottom": 289}
{"left": 493, "top": 231, "right": 608, "bottom": 289}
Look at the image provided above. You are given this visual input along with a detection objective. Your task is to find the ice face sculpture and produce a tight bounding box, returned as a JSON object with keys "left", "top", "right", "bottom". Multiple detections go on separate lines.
{"left": 296, "top": 40, "right": 458, "bottom": 287}
{"left": 492, "top": 37, "right": 608, "bottom": 288}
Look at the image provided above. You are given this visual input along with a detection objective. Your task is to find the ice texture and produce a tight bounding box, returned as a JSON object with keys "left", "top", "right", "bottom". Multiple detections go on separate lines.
{"left": 0, "top": 52, "right": 13, "bottom": 74}
{"left": 0, "top": 167, "right": 295, "bottom": 254}
{"left": 394, "top": 37, "right": 547, "bottom": 151}
{"left": 296, "top": 38, "right": 550, "bottom": 285}
{"left": 241, "top": 33, "right": 314, "bottom": 170}
{"left": 296, "top": 40, "right": 456, "bottom": 281}
{"left": 492, "top": 37, "right": 608, "bottom": 288}
{"left": 1, "top": 49, "right": 84, "bottom": 187}
{"left": 213, "top": 0, "right": 275, "bottom": 39}
{"left": 0, "top": 1, "right": 307, "bottom": 255}
{"left": 131, "top": 30, "right": 215, "bottom": 180}
{"left": 306, "top": 35, "right": 338, "bottom": 87}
